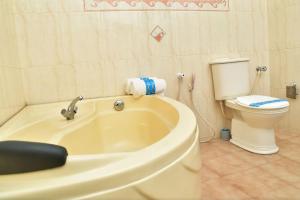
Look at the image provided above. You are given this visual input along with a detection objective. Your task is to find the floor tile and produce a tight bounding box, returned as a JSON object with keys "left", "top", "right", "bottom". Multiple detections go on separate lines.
{"left": 288, "top": 136, "right": 300, "bottom": 145}
{"left": 272, "top": 185, "right": 300, "bottom": 199}
{"left": 231, "top": 150, "right": 268, "bottom": 166}
{"left": 276, "top": 129, "right": 299, "bottom": 140}
{"left": 201, "top": 164, "right": 220, "bottom": 183}
{"left": 260, "top": 157, "right": 300, "bottom": 184}
{"left": 201, "top": 178, "right": 252, "bottom": 200}
{"left": 294, "top": 182, "right": 300, "bottom": 190}
{"left": 204, "top": 154, "right": 254, "bottom": 177}
{"left": 278, "top": 141, "right": 300, "bottom": 163}
{"left": 201, "top": 134, "right": 300, "bottom": 200}
{"left": 223, "top": 167, "right": 288, "bottom": 199}
{"left": 200, "top": 141, "right": 228, "bottom": 161}
{"left": 212, "top": 140, "right": 244, "bottom": 154}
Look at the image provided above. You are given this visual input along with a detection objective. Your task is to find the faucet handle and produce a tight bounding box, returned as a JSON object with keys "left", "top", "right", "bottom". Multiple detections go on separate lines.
{"left": 61, "top": 108, "right": 67, "bottom": 115}
{"left": 74, "top": 106, "right": 78, "bottom": 113}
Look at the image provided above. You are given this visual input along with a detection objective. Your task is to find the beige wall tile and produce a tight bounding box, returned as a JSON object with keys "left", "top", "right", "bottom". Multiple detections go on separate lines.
{"left": 1, "top": 0, "right": 274, "bottom": 137}
{"left": 268, "top": 0, "right": 300, "bottom": 133}
{"left": 0, "top": 1, "right": 26, "bottom": 125}
{"left": 74, "top": 62, "right": 104, "bottom": 99}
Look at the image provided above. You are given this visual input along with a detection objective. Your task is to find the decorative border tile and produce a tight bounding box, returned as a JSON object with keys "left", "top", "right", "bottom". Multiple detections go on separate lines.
{"left": 83, "top": 0, "right": 229, "bottom": 11}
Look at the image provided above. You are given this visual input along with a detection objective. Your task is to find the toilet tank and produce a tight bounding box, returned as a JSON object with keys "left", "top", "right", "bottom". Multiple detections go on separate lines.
{"left": 210, "top": 58, "right": 250, "bottom": 100}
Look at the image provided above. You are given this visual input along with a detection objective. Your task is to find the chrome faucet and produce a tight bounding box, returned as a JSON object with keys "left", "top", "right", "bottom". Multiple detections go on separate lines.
{"left": 61, "top": 96, "right": 84, "bottom": 120}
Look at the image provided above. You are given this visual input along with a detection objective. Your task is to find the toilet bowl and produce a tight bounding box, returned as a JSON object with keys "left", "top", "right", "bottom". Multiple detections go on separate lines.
{"left": 225, "top": 96, "right": 289, "bottom": 154}
{"left": 210, "top": 58, "right": 289, "bottom": 154}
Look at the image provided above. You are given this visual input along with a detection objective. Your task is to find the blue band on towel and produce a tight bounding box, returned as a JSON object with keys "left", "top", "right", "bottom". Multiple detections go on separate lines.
{"left": 249, "top": 99, "right": 288, "bottom": 107}
{"left": 140, "top": 77, "right": 156, "bottom": 95}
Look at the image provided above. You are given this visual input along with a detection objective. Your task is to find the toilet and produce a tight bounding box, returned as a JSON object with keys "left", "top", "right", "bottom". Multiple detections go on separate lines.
{"left": 210, "top": 58, "right": 289, "bottom": 154}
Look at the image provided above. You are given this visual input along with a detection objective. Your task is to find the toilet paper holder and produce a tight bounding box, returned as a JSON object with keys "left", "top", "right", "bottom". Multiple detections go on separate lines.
{"left": 286, "top": 82, "right": 298, "bottom": 99}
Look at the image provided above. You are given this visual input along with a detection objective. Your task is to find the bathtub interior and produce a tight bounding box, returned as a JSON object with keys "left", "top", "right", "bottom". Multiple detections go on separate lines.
{"left": 2, "top": 102, "right": 96, "bottom": 142}
{"left": 5, "top": 118, "right": 68, "bottom": 143}
{"left": 1, "top": 96, "right": 180, "bottom": 156}
{"left": 59, "top": 110, "right": 171, "bottom": 155}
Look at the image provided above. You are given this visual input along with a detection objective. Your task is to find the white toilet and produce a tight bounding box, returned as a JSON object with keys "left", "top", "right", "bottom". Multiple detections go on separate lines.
{"left": 210, "top": 58, "right": 289, "bottom": 154}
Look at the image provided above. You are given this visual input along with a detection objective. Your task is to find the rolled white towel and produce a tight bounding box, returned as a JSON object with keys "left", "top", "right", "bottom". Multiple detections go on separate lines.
{"left": 129, "top": 79, "right": 146, "bottom": 98}
{"left": 151, "top": 77, "right": 167, "bottom": 94}
{"left": 125, "top": 78, "right": 145, "bottom": 96}
{"left": 125, "top": 78, "right": 136, "bottom": 94}
{"left": 125, "top": 77, "right": 167, "bottom": 97}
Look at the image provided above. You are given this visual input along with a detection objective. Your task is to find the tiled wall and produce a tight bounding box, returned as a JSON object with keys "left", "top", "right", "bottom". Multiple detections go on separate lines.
{"left": 268, "top": 0, "right": 300, "bottom": 133}
{"left": 9, "top": 0, "right": 270, "bottom": 137}
{"left": 0, "top": 0, "right": 25, "bottom": 125}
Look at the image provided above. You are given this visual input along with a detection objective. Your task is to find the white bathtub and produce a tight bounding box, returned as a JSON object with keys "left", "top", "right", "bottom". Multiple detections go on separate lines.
{"left": 0, "top": 95, "right": 201, "bottom": 199}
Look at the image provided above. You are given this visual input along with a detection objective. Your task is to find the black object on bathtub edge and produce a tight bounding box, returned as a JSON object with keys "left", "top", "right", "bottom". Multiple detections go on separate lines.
{"left": 0, "top": 141, "right": 68, "bottom": 175}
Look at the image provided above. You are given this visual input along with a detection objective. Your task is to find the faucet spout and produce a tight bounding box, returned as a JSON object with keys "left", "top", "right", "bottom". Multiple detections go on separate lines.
{"left": 68, "top": 96, "right": 83, "bottom": 112}
{"left": 61, "top": 96, "right": 84, "bottom": 120}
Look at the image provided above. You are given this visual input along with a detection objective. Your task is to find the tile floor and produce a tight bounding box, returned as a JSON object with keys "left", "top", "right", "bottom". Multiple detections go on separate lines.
{"left": 201, "top": 130, "right": 300, "bottom": 200}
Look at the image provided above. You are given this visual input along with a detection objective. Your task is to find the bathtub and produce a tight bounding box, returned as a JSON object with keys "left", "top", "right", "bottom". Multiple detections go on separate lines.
{"left": 0, "top": 95, "right": 200, "bottom": 199}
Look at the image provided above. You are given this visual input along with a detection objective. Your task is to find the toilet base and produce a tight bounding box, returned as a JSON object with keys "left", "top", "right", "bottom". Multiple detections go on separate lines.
{"left": 230, "top": 118, "right": 279, "bottom": 154}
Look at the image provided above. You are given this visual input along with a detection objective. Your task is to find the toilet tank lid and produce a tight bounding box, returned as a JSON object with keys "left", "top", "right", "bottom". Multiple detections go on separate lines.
{"left": 209, "top": 58, "right": 250, "bottom": 65}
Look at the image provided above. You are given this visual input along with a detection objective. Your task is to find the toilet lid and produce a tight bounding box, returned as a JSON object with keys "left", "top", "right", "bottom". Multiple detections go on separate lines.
{"left": 236, "top": 95, "right": 289, "bottom": 109}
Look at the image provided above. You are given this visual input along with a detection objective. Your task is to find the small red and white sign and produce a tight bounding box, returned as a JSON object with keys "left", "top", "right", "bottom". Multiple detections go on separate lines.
{"left": 151, "top": 26, "right": 166, "bottom": 42}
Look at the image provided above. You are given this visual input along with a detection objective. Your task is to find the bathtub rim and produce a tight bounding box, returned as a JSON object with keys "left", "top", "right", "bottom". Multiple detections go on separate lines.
{"left": 74, "top": 126, "right": 200, "bottom": 200}
{"left": 0, "top": 95, "right": 198, "bottom": 198}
